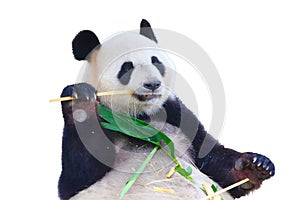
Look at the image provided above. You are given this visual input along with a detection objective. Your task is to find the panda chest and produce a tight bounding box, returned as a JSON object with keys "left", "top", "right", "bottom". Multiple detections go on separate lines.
{"left": 71, "top": 122, "right": 232, "bottom": 200}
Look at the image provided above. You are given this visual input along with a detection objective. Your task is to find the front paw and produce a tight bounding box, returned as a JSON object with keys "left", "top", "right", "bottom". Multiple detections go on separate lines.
{"left": 61, "top": 83, "right": 96, "bottom": 102}
{"left": 231, "top": 152, "right": 275, "bottom": 197}
{"left": 60, "top": 83, "right": 97, "bottom": 124}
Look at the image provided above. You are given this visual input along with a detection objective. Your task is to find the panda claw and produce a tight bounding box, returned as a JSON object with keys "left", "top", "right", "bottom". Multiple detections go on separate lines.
{"left": 256, "top": 161, "right": 262, "bottom": 167}
{"left": 238, "top": 153, "right": 275, "bottom": 182}
{"left": 73, "top": 83, "right": 97, "bottom": 102}
{"left": 262, "top": 159, "right": 269, "bottom": 169}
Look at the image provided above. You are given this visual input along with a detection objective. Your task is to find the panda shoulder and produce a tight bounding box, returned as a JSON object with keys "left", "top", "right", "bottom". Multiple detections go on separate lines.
{"left": 163, "top": 93, "right": 187, "bottom": 112}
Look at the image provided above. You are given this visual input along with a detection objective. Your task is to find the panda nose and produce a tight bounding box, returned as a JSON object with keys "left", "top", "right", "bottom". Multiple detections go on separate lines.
{"left": 143, "top": 81, "right": 161, "bottom": 91}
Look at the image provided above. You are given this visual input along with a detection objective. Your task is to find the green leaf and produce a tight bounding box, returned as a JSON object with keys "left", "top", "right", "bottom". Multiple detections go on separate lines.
{"left": 174, "top": 165, "right": 195, "bottom": 183}
{"left": 211, "top": 184, "right": 218, "bottom": 192}
{"left": 186, "top": 166, "right": 192, "bottom": 176}
{"left": 101, "top": 122, "right": 122, "bottom": 132}
{"left": 174, "top": 165, "right": 187, "bottom": 176}
{"left": 200, "top": 187, "right": 207, "bottom": 195}
{"left": 99, "top": 105, "right": 175, "bottom": 156}
{"left": 98, "top": 105, "right": 197, "bottom": 197}
{"left": 119, "top": 146, "right": 159, "bottom": 199}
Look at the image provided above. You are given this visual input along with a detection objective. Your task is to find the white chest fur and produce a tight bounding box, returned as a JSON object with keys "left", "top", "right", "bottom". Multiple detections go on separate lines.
{"left": 71, "top": 122, "right": 232, "bottom": 200}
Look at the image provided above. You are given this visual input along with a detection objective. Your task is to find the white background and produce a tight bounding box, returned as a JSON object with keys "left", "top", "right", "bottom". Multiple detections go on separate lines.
{"left": 1, "top": 0, "right": 299, "bottom": 199}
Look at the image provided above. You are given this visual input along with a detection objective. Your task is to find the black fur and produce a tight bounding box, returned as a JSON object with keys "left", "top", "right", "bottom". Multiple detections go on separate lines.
{"left": 151, "top": 56, "right": 165, "bottom": 76}
{"left": 140, "top": 19, "right": 157, "bottom": 43}
{"left": 58, "top": 123, "right": 113, "bottom": 200}
{"left": 58, "top": 83, "right": 275, "bottom": 199}
{"left": 58, "top": 84, "right": 116, "bottom": 200}
{"left": 162, "top": 97, "right": 275, "bottom": 197}
{"left": 72, "top": 30, "right": 100, "bottom": 61}
{"left": 117, "top": 61, "right": 135, "bottom": 85}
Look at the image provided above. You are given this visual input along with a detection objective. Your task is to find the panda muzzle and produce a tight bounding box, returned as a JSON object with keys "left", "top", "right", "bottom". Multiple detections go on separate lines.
{"left": 133, "top": 93, "right": 161, "bottom": 101}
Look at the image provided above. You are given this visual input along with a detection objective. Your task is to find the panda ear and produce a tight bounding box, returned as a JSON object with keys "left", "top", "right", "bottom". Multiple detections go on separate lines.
{"left": 72, "top": 30, "right": 101, "bottom": 61}
{"left": 139, "top": 19, "right": 157, "bottom": 43}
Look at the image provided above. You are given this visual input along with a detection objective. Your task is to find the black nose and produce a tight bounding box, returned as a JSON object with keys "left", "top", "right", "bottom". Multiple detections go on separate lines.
{"left": 143, "top": 81, "right": 161, "bottom": 91}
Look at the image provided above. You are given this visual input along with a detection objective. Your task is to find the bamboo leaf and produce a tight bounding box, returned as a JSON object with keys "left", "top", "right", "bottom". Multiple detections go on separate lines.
{"left": 98, "top": 105, "right": 196, "bottom": 197}
{"left": 101, "top": 122, "right": 122, "bottom": 132}
{"left": 119, "top": 146, "right": 159, "bottom": 199}
{"left": 211, "top": 184, "right": 218, "bottom": 193}
{"left": 186, "top": 166, "right": 192, "bottom": 176}
{"left": 99, "top": 105, "right": 174, "bottom": 153}
{"left": 174, "top": 165, "right": 193, "bottom": 178}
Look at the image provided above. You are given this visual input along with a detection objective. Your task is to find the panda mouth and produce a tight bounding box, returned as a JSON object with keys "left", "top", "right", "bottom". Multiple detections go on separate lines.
{"left": 133, "top": 93, "right": 162, "bottom": 101}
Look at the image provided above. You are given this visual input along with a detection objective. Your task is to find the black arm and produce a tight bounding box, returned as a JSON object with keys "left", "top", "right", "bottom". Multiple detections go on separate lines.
{"left": 58, "top": 83, "right": 115, "bottom": 200}
{"left": 162, "top": 96, "right": 226, "bottom": 161}
{"left": 162, "top": 96, "right": 275, "bottom": 198}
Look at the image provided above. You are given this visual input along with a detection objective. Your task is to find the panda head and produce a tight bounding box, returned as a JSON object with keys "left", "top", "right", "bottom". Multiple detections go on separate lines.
{"left": 72, "top": 19, "right": 175, "bottom": 116}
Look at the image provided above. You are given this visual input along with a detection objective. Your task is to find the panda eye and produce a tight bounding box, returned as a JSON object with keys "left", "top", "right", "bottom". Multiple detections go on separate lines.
{"left": 151, "top": 56, "right": 161, "bottom": 64}
{"left": 121, "top": 61, "right": 134, "bottom": 72}
{"left": 151, "top": 56, "right": 165, "bottom": 76}
{"left": 118, "top": 61, "right": 134, "bottom": 85}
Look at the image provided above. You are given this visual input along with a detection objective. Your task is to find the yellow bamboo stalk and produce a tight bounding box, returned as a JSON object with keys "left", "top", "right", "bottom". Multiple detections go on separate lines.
{"left": 96, "top": 90, "right": 134, "bottom": 96}
{"left": 153, "top": 187, "right": 175, "bottom": 193}
{"left": 49, "top": 90, "right": 134, "bottom": 103}
{"left": 200, "top": 178, "right": 250, "bottom": 200}
{"left": 166, "top": 167, "right": 176, "bottom": 179}
{"left": 49, "top": 96, "right": 75, "bottom": 103}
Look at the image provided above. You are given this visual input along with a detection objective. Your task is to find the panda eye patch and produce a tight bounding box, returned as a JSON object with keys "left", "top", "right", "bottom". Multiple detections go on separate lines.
{"left": 151, "top": 56, "right": 161, "bottom": 64}
{"left": 151, "top": 56, "right": 165, "bottom": 76}
{"left": 118, "top": 61, "right": 134, "bottom": 85}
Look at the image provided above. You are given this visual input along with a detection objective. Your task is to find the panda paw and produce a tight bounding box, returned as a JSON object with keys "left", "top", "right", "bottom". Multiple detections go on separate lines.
{"left": 230, "top": 152, "right": 275, "bottom": 197}
{"left": 61, "top": 83, "right": 97, "bottom": 102}
{"left": 60, "top": 83, "right": 97, "bottom": 124}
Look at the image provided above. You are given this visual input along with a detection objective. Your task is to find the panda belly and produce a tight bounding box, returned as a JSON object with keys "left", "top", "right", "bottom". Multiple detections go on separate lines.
{"left": 71, "top": 122, "right": 233, "bottom": 200}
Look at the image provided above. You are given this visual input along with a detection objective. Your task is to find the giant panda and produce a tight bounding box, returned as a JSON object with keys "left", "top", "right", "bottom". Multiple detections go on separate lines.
{"left": 58, "top": 19, "right": 275, "bottom": 200}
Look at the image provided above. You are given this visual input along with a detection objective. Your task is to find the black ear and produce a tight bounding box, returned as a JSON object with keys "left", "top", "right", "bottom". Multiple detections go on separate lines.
{"left": 72, "top": 30, "right": 100, "bottom": 61}
{"left": 139, "top": 19, "right": 157, "bottom": 43}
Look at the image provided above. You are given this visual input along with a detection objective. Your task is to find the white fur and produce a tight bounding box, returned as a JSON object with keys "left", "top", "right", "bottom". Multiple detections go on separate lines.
{"left": 71, "top": 122, "right": 232, "bottom": 200}
{"left": 78, "top": 32, "right": 176, "bottom": 116}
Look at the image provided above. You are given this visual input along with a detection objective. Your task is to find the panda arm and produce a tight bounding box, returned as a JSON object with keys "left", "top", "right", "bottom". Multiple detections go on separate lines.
{"left": 162, "top": 96, "right": 227, "bottom": 161}
{"left": 58, "top": 83, "right": 115, "bottom": 200}
{"left": 162, "top": 96, "right": 274, "bottom": 198}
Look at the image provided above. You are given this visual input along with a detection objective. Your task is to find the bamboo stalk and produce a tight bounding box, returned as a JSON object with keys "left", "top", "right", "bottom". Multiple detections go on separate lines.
{"left": 200, "top": 178, "right": 250, "bottom": 200}
{"left": 96, "top": 90, "right": 134, "bottom": 96}
{"left": 49, "top": 96, "right": 75, "bottom": 103}
{"left": 166, "top": 167, "right": 176, "bottom": 179}
{"left": 49, "top": 90, "right": 134, "bottom": 103}
{"left": 153, "top": 187, "right": 175, "bottom": 193}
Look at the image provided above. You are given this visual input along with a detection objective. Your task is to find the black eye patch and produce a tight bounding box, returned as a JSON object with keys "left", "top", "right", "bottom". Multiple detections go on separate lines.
{"left": 117, "top": 61, "right": 134, "bottom": 85}
{"left": 151, "top": 56, "right": 165, "bottom": 76}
